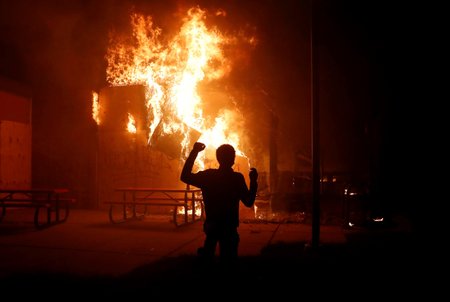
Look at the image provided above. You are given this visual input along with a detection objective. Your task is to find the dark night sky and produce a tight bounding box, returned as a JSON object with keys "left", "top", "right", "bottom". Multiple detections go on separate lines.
{"left": 0, "top": 0, "right": 424, "bottom": 208}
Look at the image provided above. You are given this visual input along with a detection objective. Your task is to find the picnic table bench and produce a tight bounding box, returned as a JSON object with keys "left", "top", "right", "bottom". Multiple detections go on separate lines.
{"left": 104, "top": 187, "right": 204, "bottom": 227}
{"left": 0, "top": 188, "right": 75, "bottom": 229}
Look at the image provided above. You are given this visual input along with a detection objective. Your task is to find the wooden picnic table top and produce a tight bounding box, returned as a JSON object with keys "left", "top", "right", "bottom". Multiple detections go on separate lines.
{"left": 0, "top": 188, "right": 69, "bottom": 194}
{"left": 115, "top": 187, "right": 201, "bottom": 193}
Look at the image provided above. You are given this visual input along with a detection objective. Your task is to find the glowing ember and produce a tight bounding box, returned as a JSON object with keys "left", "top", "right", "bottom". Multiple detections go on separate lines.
{"left": 105, "top": 6, "right": 255, "bottom": 167}
{"left": 177, "top": 203, "right": 203, "bottom": 218}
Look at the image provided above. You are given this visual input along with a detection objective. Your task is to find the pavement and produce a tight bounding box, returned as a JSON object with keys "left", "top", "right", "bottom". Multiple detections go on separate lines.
{"left": 0, "top": 205, "right": 423, "bottom": 298}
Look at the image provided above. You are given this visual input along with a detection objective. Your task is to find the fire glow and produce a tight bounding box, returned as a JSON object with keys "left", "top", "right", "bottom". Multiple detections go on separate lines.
{"left": 92, "top": 91, "right": 100, "bottom": 125}
{"left": 94, "top": 6, "right": 256, "bottom": 168}
{"left": 127, "top": 113, "right": 137, "bottom": 134}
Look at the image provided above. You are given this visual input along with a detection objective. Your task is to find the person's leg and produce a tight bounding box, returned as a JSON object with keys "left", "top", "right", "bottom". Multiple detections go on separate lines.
{"left": 200, "top": 234, "right": 217, "bottom": 259}
{"left": 198, "top": 223, "right": 218, "bottom": 262}
{"left": 219, "top": 229, "right": 239, "bottom": 264}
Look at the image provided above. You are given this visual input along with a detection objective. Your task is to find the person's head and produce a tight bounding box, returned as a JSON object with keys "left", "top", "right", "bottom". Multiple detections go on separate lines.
{"left": 216, "top": 144, "right": 235, "bottom": 168}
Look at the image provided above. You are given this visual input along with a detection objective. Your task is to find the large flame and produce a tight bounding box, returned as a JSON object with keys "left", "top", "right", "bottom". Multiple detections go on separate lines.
{"left": 105, "top": 6, "right": 254, "bottom": 168}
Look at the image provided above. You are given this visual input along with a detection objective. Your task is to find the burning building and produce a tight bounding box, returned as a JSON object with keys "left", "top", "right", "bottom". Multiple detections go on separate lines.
{"left": 93, "top": 6, "right": 272, "bottom": 208}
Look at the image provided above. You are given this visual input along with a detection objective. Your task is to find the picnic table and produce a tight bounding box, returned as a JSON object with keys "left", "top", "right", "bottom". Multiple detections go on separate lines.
{"left": 104, "top": 187, "right": 204, "bottom": 227}
{"left": 0, "top": 188, "right": 75, "bottom": 229}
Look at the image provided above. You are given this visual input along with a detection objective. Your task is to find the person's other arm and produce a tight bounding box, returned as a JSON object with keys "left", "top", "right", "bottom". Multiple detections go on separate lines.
{"left": 241, "top": 168, "right": 258, "bottom": 207}
{"left": 180, "top": 142, "right": 205, "bottom": 185}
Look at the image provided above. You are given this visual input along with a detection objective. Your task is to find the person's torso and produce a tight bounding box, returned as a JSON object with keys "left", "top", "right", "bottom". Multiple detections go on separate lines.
{"left": 197, "top": 169, "right": 246, "bottom": 225}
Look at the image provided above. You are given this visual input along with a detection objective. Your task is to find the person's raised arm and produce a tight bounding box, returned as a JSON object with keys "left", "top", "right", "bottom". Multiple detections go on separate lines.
{"left": 180, "top": 142, "right": 205, "bottom": 184}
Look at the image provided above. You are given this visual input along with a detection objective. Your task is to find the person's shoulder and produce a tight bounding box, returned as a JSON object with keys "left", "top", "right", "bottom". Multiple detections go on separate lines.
{"left": 200, "top": 168, "right": 217, "bottom": 175}
{"left": 233, "top": 171, "right": 245, "bottom": 178}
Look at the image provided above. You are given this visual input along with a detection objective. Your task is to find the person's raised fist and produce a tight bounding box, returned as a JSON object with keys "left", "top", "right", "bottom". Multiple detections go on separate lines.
{"left": 192, "top": 142, "right": 206, "bottom": 153}
{"left": 249, "top": 168, "right": 258, "bottom": 182}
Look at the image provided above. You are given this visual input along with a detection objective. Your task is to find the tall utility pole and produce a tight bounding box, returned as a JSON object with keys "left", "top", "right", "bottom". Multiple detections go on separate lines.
{"left": 311, "top": 0, "right": 321, "bottom": 250}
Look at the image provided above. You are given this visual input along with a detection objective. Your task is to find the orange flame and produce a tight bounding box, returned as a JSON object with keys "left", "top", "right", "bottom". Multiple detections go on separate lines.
{"left": 92, "top": 91, "right": 101, "bottom": 125}
{"left": 127, "top": 113, "right": 137, "bottom": 133}
{"left": 105, "top": 6, "right": 255, "bottom": 167}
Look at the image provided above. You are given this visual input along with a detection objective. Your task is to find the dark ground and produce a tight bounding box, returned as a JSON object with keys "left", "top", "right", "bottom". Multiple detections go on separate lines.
{"left": 2, "top": 235, "right": 421, "bottom": 298}
{"left": 0, "top": 204, "right": 428, "bottom": 299}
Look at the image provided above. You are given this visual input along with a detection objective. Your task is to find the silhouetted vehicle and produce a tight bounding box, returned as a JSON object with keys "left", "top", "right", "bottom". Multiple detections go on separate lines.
{"left": 342, "top": 181, "right": 387, "bottom": 228}
{"left": 270, "top": 171, "right": 311, "bottom": 213}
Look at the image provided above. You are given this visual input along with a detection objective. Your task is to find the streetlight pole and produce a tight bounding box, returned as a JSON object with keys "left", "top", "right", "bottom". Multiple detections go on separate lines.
{"left": 311, "top": 0, "right": 321, "bottom": 250}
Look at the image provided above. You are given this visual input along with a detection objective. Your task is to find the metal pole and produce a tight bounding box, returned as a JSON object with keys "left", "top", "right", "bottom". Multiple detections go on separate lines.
{"left": 311, "top": 0, "right": 321, "bottom": 250}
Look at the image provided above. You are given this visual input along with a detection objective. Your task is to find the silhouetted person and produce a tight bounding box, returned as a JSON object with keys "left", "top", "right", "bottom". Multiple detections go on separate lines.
{"left": 180, "top": 142, "right": 258, "bottom": 265}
